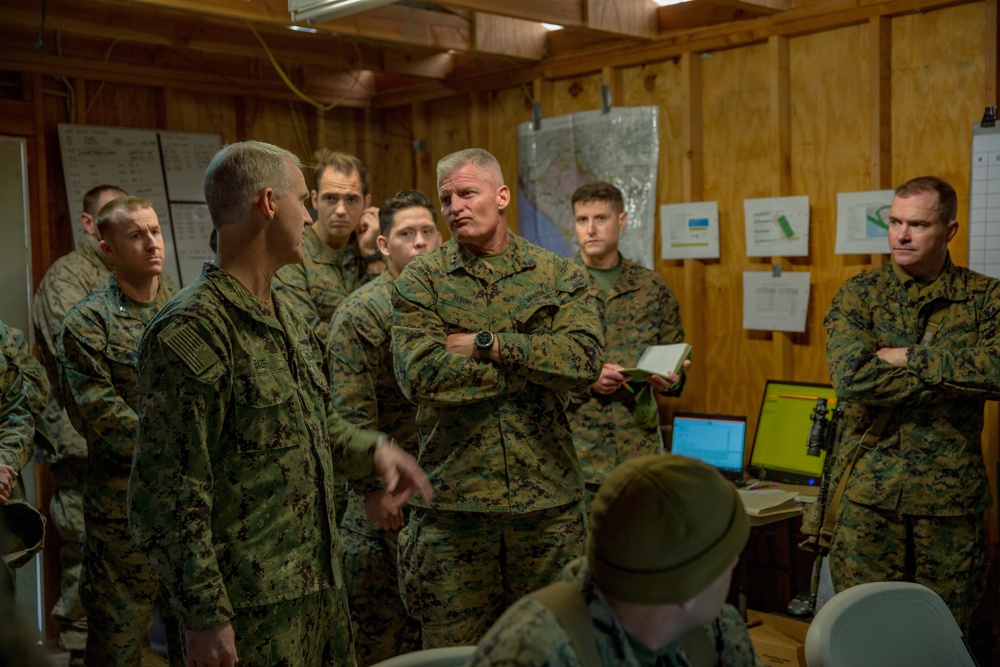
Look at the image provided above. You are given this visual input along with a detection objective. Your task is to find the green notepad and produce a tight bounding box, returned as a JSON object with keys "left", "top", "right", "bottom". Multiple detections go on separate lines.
{"left": 620, "top": 343, "right": 692, "bottom": 382}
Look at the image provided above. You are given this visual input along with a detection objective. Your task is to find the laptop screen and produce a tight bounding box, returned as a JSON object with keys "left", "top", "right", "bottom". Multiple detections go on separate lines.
{"left": 669, "top": 413, "right": 747, "bottom": 479}
{"left": 748, "top": 380, "right": 838, "bottom": 487}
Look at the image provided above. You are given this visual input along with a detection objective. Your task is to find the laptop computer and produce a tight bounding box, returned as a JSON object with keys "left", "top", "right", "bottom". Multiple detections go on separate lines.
{"left": 669, "top": 413, "right": 748, "bottom": 482}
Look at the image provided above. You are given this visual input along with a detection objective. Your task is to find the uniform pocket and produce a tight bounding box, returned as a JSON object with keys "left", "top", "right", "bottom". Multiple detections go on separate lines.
{"left": 232, "top": 369, "right": 297, "bottom": 452}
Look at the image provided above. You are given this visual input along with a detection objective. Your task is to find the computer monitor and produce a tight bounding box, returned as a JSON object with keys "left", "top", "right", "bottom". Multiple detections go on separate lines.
{"left": 669, "top": 413, "right": 747, "bottom": 482}
{"left": 748, "top": 380, "right": 838, "bottom": 487}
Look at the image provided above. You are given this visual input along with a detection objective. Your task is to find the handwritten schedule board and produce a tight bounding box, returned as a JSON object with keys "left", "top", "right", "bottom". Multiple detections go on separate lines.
{"left": 58, "top": 124, "right": 221, "bottom": 287}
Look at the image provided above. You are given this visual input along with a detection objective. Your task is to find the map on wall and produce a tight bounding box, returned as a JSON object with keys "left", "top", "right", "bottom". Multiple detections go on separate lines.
{"left": 517, "top": 107, "right": 660, "bottom": 269}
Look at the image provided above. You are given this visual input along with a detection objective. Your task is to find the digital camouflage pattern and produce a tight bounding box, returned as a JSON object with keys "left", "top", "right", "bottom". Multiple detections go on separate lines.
{"left": 829, "top": 499, "right": 985, "bottom": 629}
{"left": 0, "top": 320, "right": 34, "bottom": 494}
{"left": 467, "top": 557, "right": 764, "bottom": 667}
{"left": 33, "top": 234, "right": 125, "bottom": 654}
{"left": 825, "top": 257, "right": 1000, "bottom": 627}
{"left": 57, "top": 273, "right": 175, "bottom": 666}
{"left": 568, "top": 256, "right": 685, "bottom": 487}
{"left": 58, "top": 273, "right": 174, "bottom": 520}
{"left": 273, "top": 225, "right": 372, "bottom": 342}
{"left": 398, "top": 504, "right": 587, "bottom": 648}
{"left": 326, "top": 271, "right": 421, "bottom": 665}
{"left": 231, "top": 586, "right": 354, "bottom": 667}
{"left": 7, "top": 325, "right": 50, "bottom": 419}
{"left": 128, "top": 263, "right": 379, "bottom": 653}
{"left": 391, "top": 233, "right": 604, "bottom": 513}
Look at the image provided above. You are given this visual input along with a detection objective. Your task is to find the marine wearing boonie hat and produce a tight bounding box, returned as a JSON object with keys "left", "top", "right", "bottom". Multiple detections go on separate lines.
{"left": 587, "top": 454, "right": 750, "bottom": 604}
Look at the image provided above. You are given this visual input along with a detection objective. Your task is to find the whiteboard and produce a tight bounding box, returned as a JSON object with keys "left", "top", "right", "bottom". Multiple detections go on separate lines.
{"left": 57, "top": 124, "right": 221, "bottom": 288}
{"left": 970, "top": 123, "right": 1000, "bottom": 280}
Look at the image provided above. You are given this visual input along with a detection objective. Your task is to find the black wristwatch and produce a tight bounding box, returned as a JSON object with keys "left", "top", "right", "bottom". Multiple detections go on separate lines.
{"left": 474, "top": 330, "right": 495, "bottom": 359}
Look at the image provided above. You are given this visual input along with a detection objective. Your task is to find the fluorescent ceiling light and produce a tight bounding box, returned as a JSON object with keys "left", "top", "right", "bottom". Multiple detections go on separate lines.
{"left": 289, "top": 0, "right": 397, "bottom": 23}
{"left": 652, "top": 0, "right": 693, "bottom": 6}
{"left": 540, "top": 23, "right": 564, "bottom": 31}
{"left": 287, "top": 25, "right": 319, "bottom": 33}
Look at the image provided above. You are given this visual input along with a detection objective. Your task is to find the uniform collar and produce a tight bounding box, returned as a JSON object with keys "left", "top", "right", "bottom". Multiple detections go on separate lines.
{"left": 445, "top": 232, "right": 536, "bottom": 283}
{"left": 573, "top": 253, "right": 643, "bottom": 299}
{"left": 884, "top": 254, "right": 968, "bottom": 307}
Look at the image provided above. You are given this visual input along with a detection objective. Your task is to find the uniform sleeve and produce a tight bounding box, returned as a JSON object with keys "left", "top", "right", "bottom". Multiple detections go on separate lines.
{"left": 713, "top": 604, "right": 767, "bottom": 667}
{"left": 326, "top": 309, "right": 380, "bottom": 433}
{"left": 906, "top": 281, "right": 1000, "bottom": 400}
{"left": 0, "top": 333, "right": 34, "bottom": 474}
{"left": 466, "top": 598, "right": 578, "bottom": 667}
{"left": 129, "top": 317, "right": 234, "bottom": 631}
{"left": 58, "top": 312, "right": 137, "bottom": 460}
{"left": 8, "top": 327, "right": 49, "bottom": 416}
{"left": 273, "top": 262, "right": 329, "bottom": 341}
{"left": 33, "top": 270, "right": 94, "bottom": 365}
{"left": 494, "top": 262, "right": 604, "bottom": 394}
{"left": 391, "top": 267, "right": 527, "bottom": 407}
{"left": 825, "top": 283, "right": 947, "bottom": 406}
{"left": 656, "top": 282, "right": 687, "bottom": 398}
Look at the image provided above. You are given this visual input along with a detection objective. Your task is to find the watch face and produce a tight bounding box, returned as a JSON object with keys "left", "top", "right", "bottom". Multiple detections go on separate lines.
{"left": 475, "top": 331, "right": 493, "bottom": 348}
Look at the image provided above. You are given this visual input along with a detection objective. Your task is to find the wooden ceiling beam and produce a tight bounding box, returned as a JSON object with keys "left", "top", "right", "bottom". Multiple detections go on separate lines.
{"left": 122, "top": 0, "right": 473, "bottom": 52}
{"left": 435, "top": 0, "right": 585, "bottom": 27}
{"left": 657, "top": 0, "right": 789, "bottom": 32}
{"left": 0, "top": 47, "right": 372, "bottom": 107}
{"left": 473, "top": 14, "right": 549, "bottom": 60}
{"left": 586, "top": 0, "right": 659, "bottom": 39}
{"left": 5, "top": 3, "right": 460, "bottom": 80}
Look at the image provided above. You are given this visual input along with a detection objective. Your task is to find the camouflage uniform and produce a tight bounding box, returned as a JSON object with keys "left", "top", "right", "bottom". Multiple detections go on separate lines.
{"left": 57, "top": 273, "right": 174, "bottom": 665}
{"left": 326, "top": 272, "right": 422, "bottom": 666}
{"left": 567, "top": 255, "right": 685, "bottom": 492}
{"left": 32, "top": 232, "right": 112, "bottom": 653}
{"left": 129, "top": 262, "right": 382, "bottom": 666}
{"left": 273, "top": 226, "right": 371, "bottom": 342}
{"left": 0, "top": 321, "right": 35, "bottom": 498}
{"left": 391, "top": 234, "right": 604, "bottom": 647}
{"left": 467, "top": 557, "right": 764, "bottom": 667}
{"left": 824, "top": 257, "right": 1000, "bottom": 629}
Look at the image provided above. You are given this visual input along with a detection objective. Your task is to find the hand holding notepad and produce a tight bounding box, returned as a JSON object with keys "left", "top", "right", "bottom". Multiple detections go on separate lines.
{"left": 619, "top": 343, "right": 692, "bottom": 382}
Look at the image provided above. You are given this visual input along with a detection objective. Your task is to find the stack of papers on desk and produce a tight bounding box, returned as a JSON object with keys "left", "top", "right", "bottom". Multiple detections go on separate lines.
{"left": 738, "top": 489, "right": 802, "bottom": 518}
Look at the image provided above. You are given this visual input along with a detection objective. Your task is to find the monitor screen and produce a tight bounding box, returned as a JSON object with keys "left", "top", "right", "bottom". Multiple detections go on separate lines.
{"left": 670, "top": 413, "right": 747, "bottom": 478}
{"left": 749, "top": 380, "right": 838, "bottom": 487}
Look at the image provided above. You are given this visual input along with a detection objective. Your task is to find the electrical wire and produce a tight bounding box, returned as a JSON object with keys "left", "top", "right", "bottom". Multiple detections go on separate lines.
{"left": 247, "top": 21, "right": 364, "bottom": 113}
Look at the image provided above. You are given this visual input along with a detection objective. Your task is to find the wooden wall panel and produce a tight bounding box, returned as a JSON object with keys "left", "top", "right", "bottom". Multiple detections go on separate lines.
{"left": 482, "top": 87, "right": 533, "bottom": 235}
{"left": 549, "top": 73, "right": 603, "bottom": 118}
{"left": 163, "top": 90, "right": 240, "bottom": 144}
{"left": 789, "top": 25, "right": 870, "bottom": 385}
{"left": 698, "top": 43, "right": 772, "bottom": 423}
{"left": 368, "top": 105, "right": 415, "bottom": 204}
{"left": 892, "top": 2, "right": 986, "bottom": 269}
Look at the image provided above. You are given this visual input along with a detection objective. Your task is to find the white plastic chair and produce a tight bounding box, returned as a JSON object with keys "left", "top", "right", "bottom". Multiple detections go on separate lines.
{"left": 369, "top": 646, "right": 477, "bottom": 667}
{"left": 804, "top": 581, "right": 979, "bottom": 667}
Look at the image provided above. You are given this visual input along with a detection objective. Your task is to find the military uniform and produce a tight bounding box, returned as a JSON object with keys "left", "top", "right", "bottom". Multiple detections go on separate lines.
{"left": 0, "top": 321, "right": 34, "bottom": 498}
{"left": 273, "top": 226, "right": 371, "bottom": 342}
{"left": 468, "top": 557, "right": 764, "bottom": 667}
{"left": 129, "top": 262, "right": 382, "bottom": 666}
{"left": 32, "top": 232, "right": 113, "bottom": 653}
{"left": 568, "top": 255, "right": 685, "bottom": 491}
{"left": 824, "top": 257, "right": 1000, "bottom": 628}
{"left": 391, "top": 234, "right": 604, "bottom": 647}
{"left": 326, "top": 271, "right": 422, "bottom": 665}
{"left": 58, "top": 273, "right": 174, "bottom": 665}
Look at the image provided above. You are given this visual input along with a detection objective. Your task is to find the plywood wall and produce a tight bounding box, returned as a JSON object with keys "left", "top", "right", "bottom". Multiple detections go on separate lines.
{"left": 7, "top": 1, "right": 995, "bottom": 546}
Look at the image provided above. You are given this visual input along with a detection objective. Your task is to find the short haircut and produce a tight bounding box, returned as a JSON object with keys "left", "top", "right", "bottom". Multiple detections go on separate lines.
{"left": 204, "top": 141, "right": 301, "bottom": 229}
{"left": 95, "top": 196, "right": 154, "bottom": 240}
{"left": 894, "top": 176, "right": 958, "bottom": 225}
{"left": 83, "top": 185, "right": 128, "bottom": 216}
{"left": 311, "top": 148, "right": 369, "bottom": 196}
{"left": 378, "top": 189, "right": 437, "bottom": 237}
{"left": 572, "top": 181, "right": 625, "bottom": 216}
{"left": 436, "top": 148, "right": 504, "bottom": 186}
